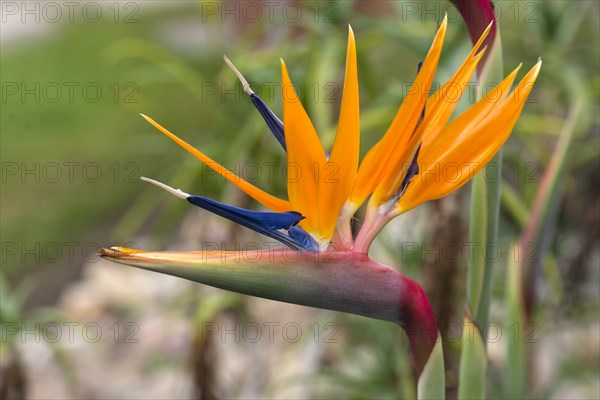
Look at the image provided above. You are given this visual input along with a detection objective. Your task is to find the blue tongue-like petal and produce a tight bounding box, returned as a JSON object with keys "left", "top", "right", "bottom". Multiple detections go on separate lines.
{"left": 186, "top": 195, "right": 309, "bottom": 250}
{"left": 395, "top": 144, "right": 421, "bottom": 200}
{"left": 141, "top": 177, "right": 315, "bottom": 251}
{"left": 224, "top": 56, "right": 332, "bottom": 158}
{"left": 289, "top": 226, "right": 320, "bottom": 251}
{"left": 394, "top": 61, "right": 425, "bottom": 200}
{"left": 224, "top": 56, "right": 287, "bottom": 151}
{"left": 249, "top": 86, "right": 333, "bottom": 158}
{"left": 249, "top": 93, "right": 286, "bottom": 150}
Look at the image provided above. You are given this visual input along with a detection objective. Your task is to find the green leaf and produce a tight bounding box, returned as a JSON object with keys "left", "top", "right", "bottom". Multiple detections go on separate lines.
{"left": 500, "top": 183, "right": 529, "bottom": 228}
{"left": 505, "top": 243, "right": 526, "bottom": 399}
{"left": 458, "top": 316, "right": 487, "bottom": 400}
{"left": 471, "top": 32, "right": 505, "bottom": 330}
{"left": 521, "top": 100, "right": 583, "bottom": 246}
{"left": 467, "top": 174, "right": 487, "bottom": 315}
{"left": 417, "top": 332, "right": 445, "bottom": 400}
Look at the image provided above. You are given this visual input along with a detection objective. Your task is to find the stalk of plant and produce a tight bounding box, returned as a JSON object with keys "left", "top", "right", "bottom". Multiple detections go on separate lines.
{"left": 101, "top": 16, "right": 540, "bottom": 397}
{"left": 450, "top": 1, "right": 506, "bottom": 397}
{"left": 451, "top": 0, "right": 510, "bottom": 336}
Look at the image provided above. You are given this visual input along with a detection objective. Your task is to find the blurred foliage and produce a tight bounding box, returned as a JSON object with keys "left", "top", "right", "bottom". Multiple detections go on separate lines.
{"left": 0, "top": 272, "right": 75, "bottom": 396}
{"left": 1, "top": 0, "right": 598, "bottom": 398}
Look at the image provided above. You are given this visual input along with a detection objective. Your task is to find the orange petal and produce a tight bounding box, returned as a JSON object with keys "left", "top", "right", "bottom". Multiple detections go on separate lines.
{"left": 420, "top": 63, "right": 522, "bottom": 167}
{"left": 280, "top": 60, "right": 327, "bottom": 236}
{"left": 349, "top": 15, "right": 448, "bottom": 209}
{"left": 451, "top": 63, "right": 523, "bottom": 144}
{"left": 370, "top": 47, "right": 486, "bottom": 206}
{"left": 141, "top": 114, "right": 290, "bottom": 212}
{"left": 369, "top": 22, "right": 491, "bottom": 207}
{"left": 318, "top": 26, "right": 360, "bottom": 240}
{"left": 422, "top": 20, "right": 492, "bottom": 127}
{"left": 399, "top": 61, "right": 542, "bottom": 212}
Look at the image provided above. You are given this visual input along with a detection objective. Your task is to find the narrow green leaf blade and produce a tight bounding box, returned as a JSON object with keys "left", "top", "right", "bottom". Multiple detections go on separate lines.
{"left": 472, "top": 32, "right": 505, "bottom": 330}
{"left": 417, "top": 332, "right": 445, "bottom": 400}
{"left": 467, "top": 174, "right": 488, "bottom": 314}
{"left": 505, "top": 243, "right": 526, "bottom": 399}
{"left": 458, "top": 316, "right": 487, "bottom": 400}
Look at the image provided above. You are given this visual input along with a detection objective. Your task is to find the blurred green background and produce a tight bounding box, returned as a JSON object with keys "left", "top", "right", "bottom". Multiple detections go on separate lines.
{"left": 1, "top": 1, "right": 598, "bottom": 399}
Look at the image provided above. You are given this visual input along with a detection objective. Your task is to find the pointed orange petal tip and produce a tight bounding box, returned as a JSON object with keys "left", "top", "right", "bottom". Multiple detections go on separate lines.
{"left": 347, "top": 25, "right": 356, "bottom": 51}
{"left": 141, "top": 113, "right": 290, "bottom": 212}
{"left": 280, "top": 59, "right": 294, "bottom": 101}
{"left": 434, "top": 14, "right": 448, "bottom": 43}
{"left": 481, "top": 19, "right": 493, "bottom": 38}
{"left": 518, "top": 59, "right": 542, "bottom": 87}
{"left": 141, "top": 113, "right": 160, "bottom": 128}
{"left": 141, "top": 113, "right": 164, "bottom": 132}
{"left": 349, "top": 17, "right": 447, "bottom": 210}
{"left": 475, "top": 45, "right": 488, "bottom": 59}
{"left": 318, "top": 21, "right": 360, "bottom": 240}
{"left": 280, "top": 59, "right": 289, "bottom": 83}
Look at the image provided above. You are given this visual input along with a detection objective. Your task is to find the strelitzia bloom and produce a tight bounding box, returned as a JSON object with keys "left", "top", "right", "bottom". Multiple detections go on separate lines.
{"left": 101, "top": 16, "right": 540, "bottom": 377}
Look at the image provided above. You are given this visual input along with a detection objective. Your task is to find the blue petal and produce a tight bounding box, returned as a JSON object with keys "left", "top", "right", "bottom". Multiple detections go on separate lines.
{"left": 394, "top": 61, "right": 425, "bottom": 199}
{"left": 289, "top": 226, "right": 320, "bottom": 251}
{"left": 395, "top": 144, "right": 421, "bottom": 200}
{"left": 224, "top": 56, "right": 287, "bottom": 151}
{"left": 249, "top": 93, "right": 330, "bottom": 159}
{"left": 186, "top": 195, "right": 313, "bottom": 250}
{"left": 250, "top": 93, "right": 286, "bottom": 151}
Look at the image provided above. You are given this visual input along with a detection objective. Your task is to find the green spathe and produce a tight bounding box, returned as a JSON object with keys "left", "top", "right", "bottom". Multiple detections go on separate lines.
{"left": 100, "top": 247, "right": 438, "bottom": 376}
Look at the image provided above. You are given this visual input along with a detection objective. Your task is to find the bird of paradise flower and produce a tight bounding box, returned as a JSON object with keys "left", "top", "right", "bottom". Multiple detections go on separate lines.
{"left": 101, "top": 16, "right": 540, "bottom": 381}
